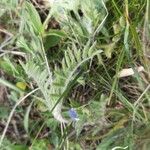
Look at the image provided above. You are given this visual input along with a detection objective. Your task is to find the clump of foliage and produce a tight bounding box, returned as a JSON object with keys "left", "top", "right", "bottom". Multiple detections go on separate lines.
{"left": 0, "top": 0, "right": 150, "bottom": 149}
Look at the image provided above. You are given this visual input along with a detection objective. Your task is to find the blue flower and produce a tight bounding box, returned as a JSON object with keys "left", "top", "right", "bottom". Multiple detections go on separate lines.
{"left": 68, "top": 108, "right": 79, "bottom": 121}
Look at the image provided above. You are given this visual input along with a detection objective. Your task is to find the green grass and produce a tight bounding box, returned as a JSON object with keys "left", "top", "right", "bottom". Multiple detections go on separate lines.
{"left": 0, "top": 0, "right": 150, "bottom": 149}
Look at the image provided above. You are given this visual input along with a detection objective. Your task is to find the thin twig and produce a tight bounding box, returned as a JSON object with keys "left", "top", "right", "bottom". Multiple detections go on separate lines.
{"left": 134, "top": 84, "right": 150, "bottom": 107}
{"left": 0, "top": 49, "right": 26, "bottom": 57}
{"left": 0, "top": 28, "right": 13, "bottom": 37}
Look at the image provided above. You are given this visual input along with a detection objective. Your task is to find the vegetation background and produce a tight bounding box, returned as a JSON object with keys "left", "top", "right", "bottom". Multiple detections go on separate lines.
{"left": 0, "top": 0, "right": 149, "bottom": 149}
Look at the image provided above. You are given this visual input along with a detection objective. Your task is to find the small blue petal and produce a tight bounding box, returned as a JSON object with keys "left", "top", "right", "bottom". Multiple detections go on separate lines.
{"left": 68, "top": 108, "right": 79, "bottom": 121}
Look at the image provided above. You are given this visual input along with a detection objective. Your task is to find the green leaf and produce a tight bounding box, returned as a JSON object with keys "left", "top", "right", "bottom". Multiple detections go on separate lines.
{"left": 31, "top": 139, "right": 49, "bottom": 150}
{"left": 16, "top": 82, "right": 27, "bottom": 91}
{"left": 0, "top": 58, "right": 25, "bottom": 80}
{"left": 43, "top": 35, "right": 61, "bottom": 50}
{"left": 0, "top": 58, "right": 19, "bottom": 76}
{"left": 0, "top": 78, "right": 23, "bottom": 93}
{"left": 69, "top": 142, "right": 82, "bottom": 150}
{"left": 0, "top": 137, "right": 27, "bottom": 150}
{"left": 9, "top": 145, "right": 27, "bottom": 150}
{"left": 75, "top": 114, "right": 87, "bottom": 136}
{"left": 45, "top": 29, "right": 66, "bottom": 37}
{"left": 16, "top": 36, "right": 32, "bottom": 52}
{"left": 25, "top": 2, "right": 43, "bottom": 34}
{"left": 24, "top": 102, "right": 33, "bottom": 133}
{"left": 43, "top": 30, "right": 66, "bottom": 50}
{"left": 101, "top": 42, "right": 116, "bottom": 58}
